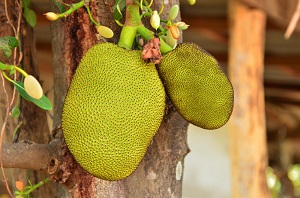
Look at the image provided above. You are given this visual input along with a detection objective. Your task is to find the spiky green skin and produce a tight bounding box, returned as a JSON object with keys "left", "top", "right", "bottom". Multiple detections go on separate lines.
{"left": 62, "top": 43, "right": 165, "bottom": 180}
{"left": 157, "top": 43, "right": 234, "bottom": 129}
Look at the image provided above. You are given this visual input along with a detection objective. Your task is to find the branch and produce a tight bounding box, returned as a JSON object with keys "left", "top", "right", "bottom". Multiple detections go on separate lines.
{"left": 1, "top": 140, "right": 61, "bottom": 173}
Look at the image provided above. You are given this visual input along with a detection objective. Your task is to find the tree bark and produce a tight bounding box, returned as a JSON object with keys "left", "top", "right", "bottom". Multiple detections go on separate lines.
{"left": 228, "top": 0, "right": 270, "bottom": 197}
{"left": 50, "top": 0, "right": 189, "bottom": 197}
{"left": 0, "top": 1, "right": 56, "bottom": 197}
{"left": 0, "top": 0, "right": 17, "bottom": 194}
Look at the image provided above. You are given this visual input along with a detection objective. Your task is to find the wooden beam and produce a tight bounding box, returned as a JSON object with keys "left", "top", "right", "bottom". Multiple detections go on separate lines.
{"left": 228, "top": 0, "right": 270, "bottom": 197}
{"left": 265, "top": 88, "right": 300, "bottom": 104}
{"left": 181, "top": 9, "right": 292, "bottom": 33}
{"left": 181, "top": 15, "right": 227, "bottom": 32}
{"left": 241, "top": 0, "right": 300, "bottom": 34}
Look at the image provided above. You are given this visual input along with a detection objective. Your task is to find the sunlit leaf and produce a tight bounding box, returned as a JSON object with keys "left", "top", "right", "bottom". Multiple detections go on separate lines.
{"left": 0, "top": 36, "right": 19, "bottom": 58}
{"left": 12, "top": 81, "right": 52, "bottom": 110}
{"left": 11, "top": 106, "right": 21, "bottom": 118}
{"left": 113, "top": 0, "right": 126, "bottom": 21}
{"left": 0, "top": 62, "right": 13, "bottom": 70}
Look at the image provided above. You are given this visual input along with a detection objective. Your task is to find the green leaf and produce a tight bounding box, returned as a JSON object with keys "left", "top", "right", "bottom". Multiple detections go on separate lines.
{"left": 0, "top": 62, "right": 13, "bottom": 71}
{"left": 0, "top": 36, "right": 19, "bottom": 58}
{"left": 12, "top": 81, "right": 52, "bottom": 110}
{"left": 11, "top": 106, "right": 21, "bottom": 118}
{"left": 23, "top": 0, "right": 30, "bottom": 8}
{"left": 23, "top": 8, "right": 37, "bottom": 28}
{"left": 54, "top": 0, "right": 66, "bottom": 13}
{"left": 113, "top": 0, "right": 126, "bottom": 20}
{"left": 9, "top": 68, "right": 15, "bottom": 75}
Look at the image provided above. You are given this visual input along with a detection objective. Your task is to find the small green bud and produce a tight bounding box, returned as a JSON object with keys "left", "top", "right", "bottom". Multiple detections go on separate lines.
{"left": 24, "top": 75, "right": 43, "bottom": 99}
{"left": 175, "top": 22, "right": 189, "bottom": 30}
{"left": 150, "top": 11, "right": 160, "bottom": 30}
{"left": 97, "top": 25, "right": 114, "bottom": 38}
{"left": 169, "top": 5, "right": 179, "bottom": 20}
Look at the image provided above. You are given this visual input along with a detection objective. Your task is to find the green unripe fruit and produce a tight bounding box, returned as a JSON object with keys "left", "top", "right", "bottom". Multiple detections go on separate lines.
{"left": 157, "top": 43, "right": 234, "bottom": 129}
{"left": 62, "top": 43, "right": 165, "bottom": 180}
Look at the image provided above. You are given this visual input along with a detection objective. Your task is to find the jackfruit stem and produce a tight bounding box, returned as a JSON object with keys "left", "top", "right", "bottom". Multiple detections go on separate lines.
{"left": 118, "top": 26, "right": 137, "bottom": 49}
{"left": 58, "top": 0, "right": 84, "bottom": 18}
{"left": 0, "top": 62, "right": 29, "bottom": 77}
{"left": 136, "top": 25, "right": 173, "bottom": 54}
{"left": 118, "top": 4, "right": 140, "bottom": 49}
{"left": 0, "top": 62, "right": 14, "bottom": 71}
{"left": 13, "top": 66, "right": 29, "bottom": 77}
{"left": 118, "top": 3, "right": 173, "bottom": 53}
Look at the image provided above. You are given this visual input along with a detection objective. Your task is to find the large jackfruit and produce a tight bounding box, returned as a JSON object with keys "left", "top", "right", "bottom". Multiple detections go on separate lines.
{"left": 62, "top": 43, "right": 165, "bottom": 180}
{"left": 157, "top": 43, "right": 233, "bottom": 129}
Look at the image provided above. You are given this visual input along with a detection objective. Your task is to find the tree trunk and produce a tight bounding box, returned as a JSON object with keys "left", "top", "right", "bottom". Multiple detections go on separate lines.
{"left": 0, "top": 0, "right": 55, "bottom": 197}
{"left": 50, "top": 0, "right": 189, "bottom": 197}
{"left": 228, "top": 0, "right": 270, "bottom": 197}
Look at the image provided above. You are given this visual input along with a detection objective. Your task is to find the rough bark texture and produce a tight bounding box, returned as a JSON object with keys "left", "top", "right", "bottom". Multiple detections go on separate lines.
{"left": 0, "top": 1, "right": 17, "bottom": 194}
{"left": 0, "top": 1, "right": 56, "bottom": 197}
{"left": 2, "top": 141, "right": 60, "bottom": 171}
{"left": 50, "top": 0, "right": 189, "bottom": 197}
{"left": 228, "top": 1, "right": 270, "bottom": 197}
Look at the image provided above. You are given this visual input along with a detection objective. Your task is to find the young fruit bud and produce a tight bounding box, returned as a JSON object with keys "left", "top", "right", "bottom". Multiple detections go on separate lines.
{"left": 187, "top": 0, "right": 196, "bottom": 5}
{"left": 150, "top": 11, "right": 160, "bottom": 30}
{"left": 44, "top": 12, "right": 59, "bottom": 21}
{"left": 24, "top": 75, "right": 43, "bottom": 99}
{"left": 166, "top": 29, "right": 177, "bottom": 48}
{"left": 168, "top": 25, "right": 180, "bottom": 39}
{"left": 97, "top": 25, "right": 114, "bottom": 38}
{"left": 168, "top": 5, "right": 179, "bottom": 20}
{"left": 175, "top": 22, "right": 189, "bottom": 30}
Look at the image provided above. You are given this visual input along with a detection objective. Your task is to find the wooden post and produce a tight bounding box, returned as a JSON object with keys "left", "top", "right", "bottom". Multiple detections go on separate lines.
{"left": 228, "top": 0, "right": 270, "bottom": 197}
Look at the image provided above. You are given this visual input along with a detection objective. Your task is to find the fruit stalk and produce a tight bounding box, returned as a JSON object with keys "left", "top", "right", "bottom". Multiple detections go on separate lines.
{"left": 118, "top": 4, "right": 140, "bottom": 49}
{"left": 118, "top": 1, "right": 172, "bottom": 53}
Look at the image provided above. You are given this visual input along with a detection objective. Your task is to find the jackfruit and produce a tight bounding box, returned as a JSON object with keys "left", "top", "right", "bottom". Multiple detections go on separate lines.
{"left": 157, "top": 43, "right": 233, "bottom": 129}
{"left": 62, "top": 42, "right": 165, "bottom": 180}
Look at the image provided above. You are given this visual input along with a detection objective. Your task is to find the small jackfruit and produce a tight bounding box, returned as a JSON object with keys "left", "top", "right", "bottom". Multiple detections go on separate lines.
{"left": 62, "top": 43, "right": 165, "bottom": 180}
{"left": 157, "top": 43, "right": 233, "bottom": 129}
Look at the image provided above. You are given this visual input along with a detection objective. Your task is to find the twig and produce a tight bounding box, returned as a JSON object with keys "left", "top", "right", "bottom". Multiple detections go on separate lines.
{"left": 10, "top": 0, "right": 23, "bottom": 108}
{"left": 0, "top": 74, "right": 14, "bottom": 198}
{"left": 2, "top": 1, "right": 24, "bottom": 196}
{"left": 4, "top": 0, "right": 17, "bottom": 36}
{"left": 284, "top": 0, "right": 300, "bottom": 39}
